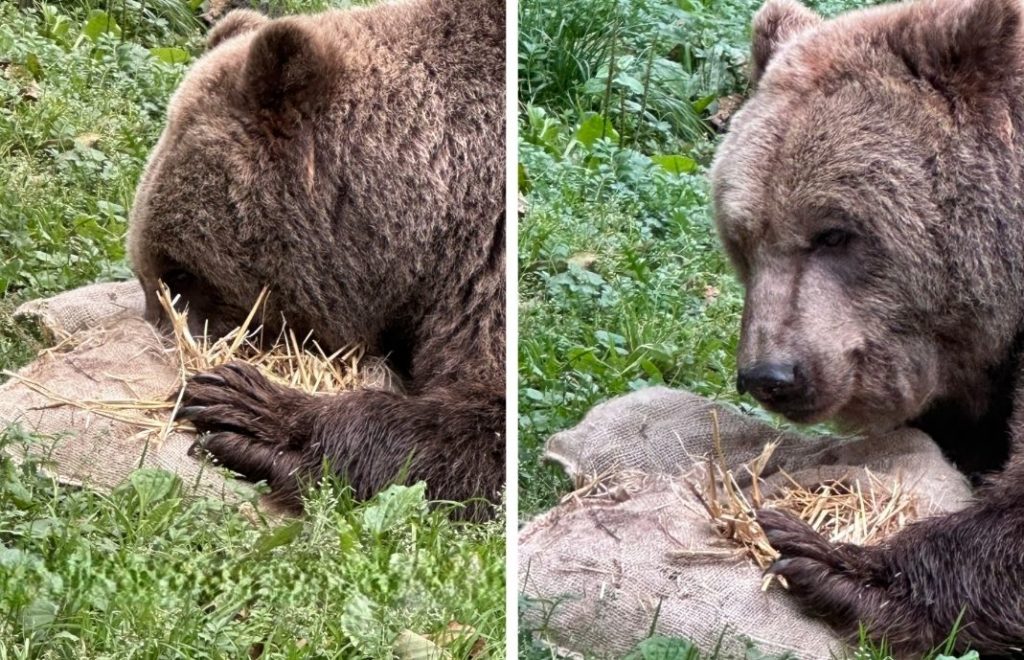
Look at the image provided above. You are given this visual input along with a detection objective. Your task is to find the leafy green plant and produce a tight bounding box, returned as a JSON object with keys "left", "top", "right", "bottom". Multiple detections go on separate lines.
{"left": 0, "top": 426, "right": 505, "bottom": 657}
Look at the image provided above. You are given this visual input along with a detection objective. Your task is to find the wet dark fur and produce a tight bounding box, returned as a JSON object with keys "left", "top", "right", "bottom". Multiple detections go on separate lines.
{"left": 128, "top": 0, "right": 505, "bottom": 520}
{"left": 712, "top": 0, "right": 1024, "bottom": 653}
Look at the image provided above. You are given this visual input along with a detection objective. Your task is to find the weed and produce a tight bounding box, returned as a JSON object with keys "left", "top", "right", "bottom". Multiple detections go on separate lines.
{"left": 0, "top": 425, "right": 505, "bottom": 657}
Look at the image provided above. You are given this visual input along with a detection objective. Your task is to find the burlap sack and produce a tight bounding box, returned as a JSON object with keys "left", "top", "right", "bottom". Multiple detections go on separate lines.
{"left": 0, "top": 280, "right": 391, "bottom": 504}
{"left": 0, "top": 281, "right": 255, "bottom": 501}
{"left": 520, "top": 387, "right": 974, "bottom": 659}
{"left": 14, "top": 280, "right": 149, "bottom": 340}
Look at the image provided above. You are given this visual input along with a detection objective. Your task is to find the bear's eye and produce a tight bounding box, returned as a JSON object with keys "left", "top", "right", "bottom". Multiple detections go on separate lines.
{"left": 811, "top": 228, "right": 853, "bottom": 250}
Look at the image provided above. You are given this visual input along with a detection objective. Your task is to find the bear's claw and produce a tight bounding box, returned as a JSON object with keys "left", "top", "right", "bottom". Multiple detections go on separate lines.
{"left": 757, "top": 508, "right": 890, "bottom": 632}
{"left": 175, "top": 361, "right": 312, "bottom": 448}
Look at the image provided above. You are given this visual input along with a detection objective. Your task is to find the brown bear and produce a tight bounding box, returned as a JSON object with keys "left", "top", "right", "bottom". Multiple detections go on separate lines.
{"left": 711, "top": 0, "right": 1024, "bottom": 653}
{"left": 127, "top": 0, "right": 505, "bottom": 520}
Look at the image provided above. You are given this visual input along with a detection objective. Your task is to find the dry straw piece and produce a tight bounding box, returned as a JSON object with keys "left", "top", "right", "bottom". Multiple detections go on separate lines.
{"left": 154, "top": 284, "right": 382, "bottom": 396}
{"left": 5, "top": 283, "right": 385, "bottom": 449}
{"left": 677, "top": 410, "right": 919, "bottom": 588}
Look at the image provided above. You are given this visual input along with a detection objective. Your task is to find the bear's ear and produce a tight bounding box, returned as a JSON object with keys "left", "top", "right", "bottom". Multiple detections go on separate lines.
{"left": 899, "top": 0, "right": 1021, "bottom": 94}
{"left": 241, "top": 19, "right": 333, "bottom": 119}
{"left": 750, "top": 0, "right": 822, "bottom": 86}
{"left": 207, "top": 9, "right": 269, "bottom": 50}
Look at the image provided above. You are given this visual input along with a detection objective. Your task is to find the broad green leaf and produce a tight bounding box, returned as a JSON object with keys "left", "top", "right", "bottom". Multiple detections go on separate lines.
{"left": 692, "top": 94, "right": 716, "bottom": 113}
{"left": 651, "top": 154, "right": 698, "bottom": 175}
{"left": 575, "top": 113, "right": 619, "bottom": 148}
{"left": 129, "top": 469, "right": 180, "bottom": 507}
{"left": 524, "top": 104, "right": 564, "bottom": 153}
{"left": 40, "top": 5, "right": 72, "bottom": 42}
{"left": 0, "top": 547, "right": 29, "bottom": 568}
{"left": 361, "top": 483, "right": 427, "bottom": 534}
{"left": 339, "top": 592, "right": 378, "bottom": 649}
{"left": 336, "top": 518, "right": 360, "bottom": 553}
{"left": 82, "top": 10, "right": 121, "bottom": 41}
{"left": 614, "top": 72, "right": 646, "bottom": 95}
{"left": 15, "top": 517, "right": 61, "bottom": 540}
{"left": 137, "top": 499, "right": 184, "bottom": 537}
{"left": 2, "top": 462, "right": 32, "bottom": 509}
{"left": 150, "top": 47, "right": 190, "bottom": 65}
{"left": 254, "top": 520, "right": 304, "bottom": 555}
{"left": 523, "top": 388, "right": 544, "bottom": 401}
{"left": 20, "top": 597, "right": 58, "bottom": 633}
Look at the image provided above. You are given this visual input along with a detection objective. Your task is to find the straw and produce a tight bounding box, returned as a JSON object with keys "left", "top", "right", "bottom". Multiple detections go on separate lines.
{"left": 154, "top": 284, "right": 374, "bottom": 395}
{"left": 675, "top": 416, "right": 918, "bottom": 588}
{"left": 8, "top": 283, "right": 386, "bottom": 448}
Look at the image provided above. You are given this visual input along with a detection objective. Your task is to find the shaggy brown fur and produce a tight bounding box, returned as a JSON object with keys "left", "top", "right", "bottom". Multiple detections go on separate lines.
{"left": 200, "top": 0, "right": 272, "bottom": 27}
{"left": 712, "top": 0, "right": 1024, "bottom": 653}
{"left": 128, "top": 0, "right": 505, "bottom": 520}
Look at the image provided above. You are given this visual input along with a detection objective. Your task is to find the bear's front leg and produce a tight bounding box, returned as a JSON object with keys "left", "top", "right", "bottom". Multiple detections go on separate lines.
{"left": 175, "top": 362, "right": 316, "bottom": 496}
{"left": 293, "top": 383, "right": 506, "bottom": 521}
{"left": 177, "top": 362, "right": 315, "bottom": 445}
{"left": 758, "top": 494, "right": 1024, "bottom": 656}
{"left": 176, "top": 361, "right": 505, "bottom": 519}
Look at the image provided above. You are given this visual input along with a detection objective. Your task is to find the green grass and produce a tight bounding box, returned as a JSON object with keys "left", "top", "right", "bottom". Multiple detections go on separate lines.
{"left": 0, "top": 2, "right": 504, "bottom": 656}
{"left": 0, "top": 426, "right": 505, "bottom": 658}
{"left": 0, "top": 0, "right": 189, "bottom": 367}
{"left": 516, "top": 0, "right": 974, "bottom": 657}
{"left": 517, "top": 0, "right": 755, "bottom": 520}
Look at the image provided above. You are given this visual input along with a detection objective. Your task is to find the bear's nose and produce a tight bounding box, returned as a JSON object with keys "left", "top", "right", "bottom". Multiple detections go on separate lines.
{"left": 736, "top": 361, "right": 803, "bottom": 405}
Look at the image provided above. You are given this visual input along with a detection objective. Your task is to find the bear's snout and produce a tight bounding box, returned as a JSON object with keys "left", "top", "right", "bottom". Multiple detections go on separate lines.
{"left": 736, "top": 360, "right": 818, "bottom": 420}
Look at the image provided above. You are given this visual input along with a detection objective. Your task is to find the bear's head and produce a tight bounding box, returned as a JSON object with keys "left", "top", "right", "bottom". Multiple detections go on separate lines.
{"left": 711, "top": 0, "right": 1024, "bottom": 431}
{"left": 127, "top": 9, "right": 342, "bottom": 333}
